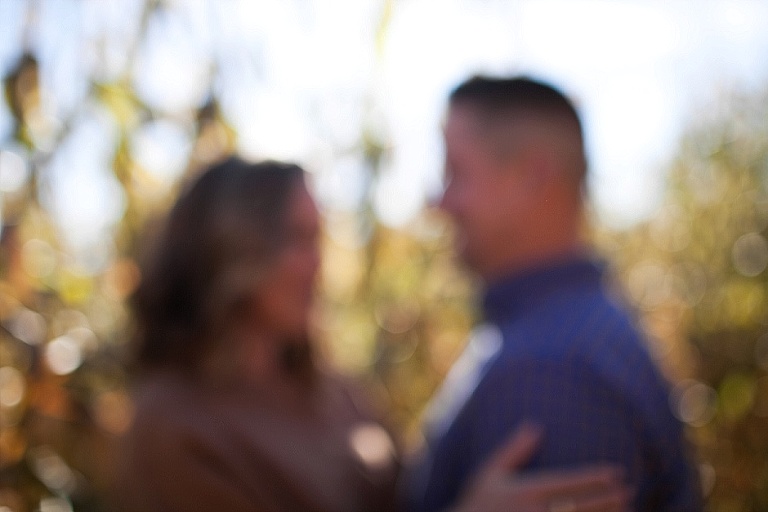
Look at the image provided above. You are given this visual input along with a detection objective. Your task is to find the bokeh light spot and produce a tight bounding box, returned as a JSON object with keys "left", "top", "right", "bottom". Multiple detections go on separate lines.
{"left": 8, "top": 308, "right": 47, "bottom": 345}
{"left": 670, "top": 379, "right": 718, "bottom": 427}
{"left": 0, "top": 150, "right": 29, "bottom": 192}
{"left": 44, "top": 335, "right": 83, "bottom": 375}
{"left": 349, "top": 422, "right": 395, "bottom": 471}
{"left": 29, "top": 446, "right": 76, "bottom": 494}
{"left": 0, "top": 366, "right": 25, "bottom": 408}
{"left": 374, "top": 299, "right": 420, "bottom": 334}
{"left": 699, "top": 463, "right": 716, "bottom": 498}
{"left": 38, "top": 496, "right": 72, "bottom": 512}
{"left": 732, "top": 232, "right": 768, "bottom": 277}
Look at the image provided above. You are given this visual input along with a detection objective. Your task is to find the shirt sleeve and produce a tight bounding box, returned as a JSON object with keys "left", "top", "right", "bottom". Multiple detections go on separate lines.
{"left": 418, "top": 357, "right": 701, "bottom": 512}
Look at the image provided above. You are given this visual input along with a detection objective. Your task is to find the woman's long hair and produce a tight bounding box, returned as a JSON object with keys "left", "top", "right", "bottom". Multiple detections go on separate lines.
{"left": 129, "top": 157, "right": 306, "bottom": 377}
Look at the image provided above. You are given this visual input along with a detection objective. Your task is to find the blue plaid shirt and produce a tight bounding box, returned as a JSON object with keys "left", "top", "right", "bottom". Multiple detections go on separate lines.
{"left": 408, "top": 257, "right": 702, "bottom": 512}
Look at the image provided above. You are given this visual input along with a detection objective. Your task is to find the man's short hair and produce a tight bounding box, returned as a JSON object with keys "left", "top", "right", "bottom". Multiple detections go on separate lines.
{"left": 449, "top": 75, "right": 586, "bottom": 181}
{"left": 448, "top": 75, "right": 582, "bottom": 131}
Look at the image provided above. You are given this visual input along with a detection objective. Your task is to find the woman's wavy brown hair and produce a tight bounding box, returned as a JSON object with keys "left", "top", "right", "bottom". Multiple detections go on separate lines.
{"left": 130, "top": 156, "right": 305, "bottom": 375}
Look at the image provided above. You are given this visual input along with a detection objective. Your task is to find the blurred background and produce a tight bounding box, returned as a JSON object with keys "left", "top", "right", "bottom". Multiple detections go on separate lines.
{"left": 1, "top": 1, "right": 767, "bottom": 511}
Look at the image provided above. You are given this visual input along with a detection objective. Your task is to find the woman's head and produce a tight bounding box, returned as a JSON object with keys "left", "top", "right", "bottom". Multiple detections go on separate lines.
{"left": 131, "top": 156, "right": 320, "bottom": 374}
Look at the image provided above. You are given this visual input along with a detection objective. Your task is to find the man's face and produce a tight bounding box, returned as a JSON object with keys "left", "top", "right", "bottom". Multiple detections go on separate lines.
{"left": 439, "top": 105, "right": 532, "bottom": 278}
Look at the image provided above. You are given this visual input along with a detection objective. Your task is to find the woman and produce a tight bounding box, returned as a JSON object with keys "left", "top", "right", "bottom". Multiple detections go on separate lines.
{"left": 113, "top": 157, "right": 630, "bottom": 512}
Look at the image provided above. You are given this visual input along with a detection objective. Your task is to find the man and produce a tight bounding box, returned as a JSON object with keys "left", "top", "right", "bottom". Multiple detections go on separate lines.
{"left": 410, "top": 76, "right": 702, "bottom": 511}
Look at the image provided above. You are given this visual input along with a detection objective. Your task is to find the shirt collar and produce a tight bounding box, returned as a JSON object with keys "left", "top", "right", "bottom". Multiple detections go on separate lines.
{"left": 481, "top": 255, "right": 605, "bottom": 326}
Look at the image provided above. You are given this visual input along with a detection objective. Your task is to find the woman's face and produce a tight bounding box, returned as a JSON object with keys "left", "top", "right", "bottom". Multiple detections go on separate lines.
{"left": 251, "top": 178, "right": 321, "bottom": 340}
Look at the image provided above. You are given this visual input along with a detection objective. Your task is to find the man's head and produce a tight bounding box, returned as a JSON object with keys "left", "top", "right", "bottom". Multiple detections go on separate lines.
{"left": 439, "top": 75, "right": 588, "bottom": 280}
